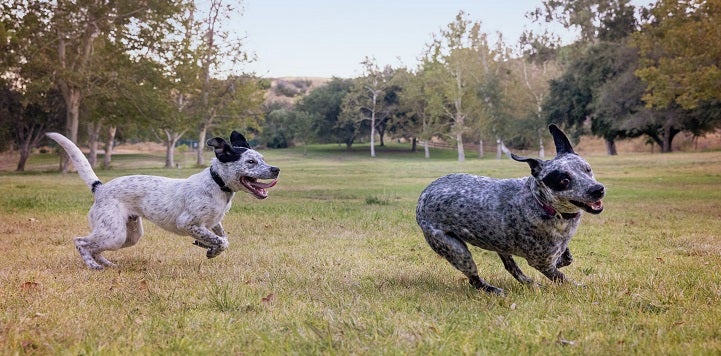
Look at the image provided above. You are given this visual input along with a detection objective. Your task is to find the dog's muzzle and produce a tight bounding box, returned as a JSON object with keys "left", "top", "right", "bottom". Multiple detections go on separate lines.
{"left": 571, "top": 184, "right": 605, "bottom": 214}
{"left": 241, "top": 167, "right": 280, "bottom": 200}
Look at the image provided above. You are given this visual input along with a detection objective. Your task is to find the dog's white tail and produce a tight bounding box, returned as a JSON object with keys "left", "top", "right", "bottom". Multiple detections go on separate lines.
{"left": 46, "top": 132, "right": 102, "bottom": 192}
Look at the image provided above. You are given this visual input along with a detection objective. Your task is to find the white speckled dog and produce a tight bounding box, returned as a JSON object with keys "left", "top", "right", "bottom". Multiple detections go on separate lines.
{"left": 416, "top": 124, "right": 604, "bottom": 295}
{"left": 46, "top": 131, "right": 279, "bottom": 270}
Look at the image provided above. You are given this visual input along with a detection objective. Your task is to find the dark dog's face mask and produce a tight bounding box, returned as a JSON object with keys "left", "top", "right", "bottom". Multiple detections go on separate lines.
{"left": 207, "top": 131, "right": 251, "bottom": 163}
{"left": 512, "top": 124, "right": 605, "bottom": 215}
{"left": 206, "top": 131, "right": 280, "bottom": 199}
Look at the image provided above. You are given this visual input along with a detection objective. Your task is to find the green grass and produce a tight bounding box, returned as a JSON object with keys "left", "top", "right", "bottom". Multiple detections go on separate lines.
{"left": 1, "top": 145, "right": 721, "bottom": 354}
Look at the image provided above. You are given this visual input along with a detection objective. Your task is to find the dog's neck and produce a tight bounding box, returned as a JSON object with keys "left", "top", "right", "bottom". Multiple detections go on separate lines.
{"left": 209, "top": 167, "right": 232, "bottom": 193}
{"left": 528, "top": 179, "right": 580, "bottom": 220}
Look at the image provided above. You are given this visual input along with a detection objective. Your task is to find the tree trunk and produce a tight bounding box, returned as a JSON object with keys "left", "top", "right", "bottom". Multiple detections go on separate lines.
{"left": 164, "top": 129, "right": 184, "bottom": 168}
{"left": 539, "top": 137, "right": 545, "bottom": 159}
{"left": 496, "top": 139, "right": 502, "bottom": 160}
{"left": 456, "top": 132, "right": 465, "bottom": 161}
{"left": 411, "top": 137, "right": 417, "bottom": 152}
{"left": 197, "top": 126, "right": 207, "bottom": 166}
{"left": 370, "top": 116, "right": 376, "bottom": 157}
{"left": 103, "top": 125, "right": 116, "bottom": 169}
{"left": 87, "top": 121, "right": 102, "bottom": 168}
{"left": 661, "top": 126, "right": 679, "bottom": 153}
{"left": 61, "top": 89, "right": 82, "bottom": 172}
{"left": 16, "top": 140, "right": 31, "bottom": 172}
{"left": 424, "top": 141, "right": 430, "bottom": 158}
{"left": 478, "top": 139, "right": 484, "bottom": 158}
{"left": 605, "top": 137, "right": 618, "bottom": 156}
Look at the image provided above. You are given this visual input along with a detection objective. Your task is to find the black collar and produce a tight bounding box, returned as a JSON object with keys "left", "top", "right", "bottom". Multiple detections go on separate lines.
{"left": 209, "top": 168, "right": 232, "bottom": 193}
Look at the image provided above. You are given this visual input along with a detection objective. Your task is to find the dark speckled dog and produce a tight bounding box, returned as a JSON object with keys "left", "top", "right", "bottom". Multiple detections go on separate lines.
{"left": 416, "top": 124, "right": 605, "bottom": 295}
{"left": 46, "top": 131, "right": 279, "bottom": 270}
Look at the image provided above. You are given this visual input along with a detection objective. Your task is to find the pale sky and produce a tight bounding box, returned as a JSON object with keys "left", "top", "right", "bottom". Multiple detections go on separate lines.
{"left": 233, "top": 0, "right": 644, "bottom": 78}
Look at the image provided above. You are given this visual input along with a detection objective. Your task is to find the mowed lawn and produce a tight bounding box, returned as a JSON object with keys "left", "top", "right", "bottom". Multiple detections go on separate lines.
{"left": 1, "top": 144, "right": 720, "bottom": 354}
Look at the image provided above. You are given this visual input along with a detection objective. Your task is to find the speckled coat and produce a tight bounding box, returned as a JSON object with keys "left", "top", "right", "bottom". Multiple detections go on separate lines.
{"left": 416, "top": 125, "right": 605, "bottom": 294}
{"left": 46, "top": 131, "right": 279, "bottom": 270}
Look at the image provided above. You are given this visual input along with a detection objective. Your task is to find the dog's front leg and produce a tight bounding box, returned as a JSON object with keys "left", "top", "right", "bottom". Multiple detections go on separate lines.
{"left": 498, "top": 253, "right": 539, "bottom": 286}
{"left": 533, "top": 263, "right": 567, "bottom": 283}
{"left": 211, "top": 223, "right": 226, "bottom": 238}
{"left": 185, "top": 225, "right": 229, "bottom": 258}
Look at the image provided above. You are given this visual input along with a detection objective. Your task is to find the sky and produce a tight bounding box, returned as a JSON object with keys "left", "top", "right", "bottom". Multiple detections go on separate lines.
{"left": 234, "top": 0, "right": 634, "bottom": 78}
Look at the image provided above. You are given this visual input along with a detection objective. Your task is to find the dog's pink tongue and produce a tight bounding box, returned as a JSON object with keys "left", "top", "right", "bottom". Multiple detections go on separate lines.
{"left": 591, "top": 200, "right": 603, "bottom": 210}
{"left": 254, "top": 179, "right": 277, "bottom": 189}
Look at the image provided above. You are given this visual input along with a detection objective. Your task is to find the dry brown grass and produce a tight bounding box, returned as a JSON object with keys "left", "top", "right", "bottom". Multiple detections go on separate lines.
{"left": 1, "top": 146, "right": 720, "bottom": 354}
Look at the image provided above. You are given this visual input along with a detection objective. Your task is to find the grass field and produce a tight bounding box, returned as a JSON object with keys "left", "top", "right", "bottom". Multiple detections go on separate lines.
{"left": 1, "top": 144, "right": 720, "bottom": 354}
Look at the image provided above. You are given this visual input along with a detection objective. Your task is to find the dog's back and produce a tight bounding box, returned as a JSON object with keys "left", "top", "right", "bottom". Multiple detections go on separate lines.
{"left": 417, "top": 173, "right": 573, "bottom": 257}
{"left": 415, "top": 125, "right": 605, "bottom": 294}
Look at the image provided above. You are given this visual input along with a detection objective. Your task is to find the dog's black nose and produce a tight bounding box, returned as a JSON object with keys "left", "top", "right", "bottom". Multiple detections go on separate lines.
{"left": 271, "top": 166, "right": 280, "bottom": 176}
{"left": 589, "top": 184, "right": 605, "bottom": 199}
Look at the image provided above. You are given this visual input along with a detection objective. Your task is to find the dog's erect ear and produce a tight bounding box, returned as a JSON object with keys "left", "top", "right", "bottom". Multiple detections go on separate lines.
{"left": 230, "top": 131, "right": 251, "bottom": 149}
{"left": 512, "top": 153, "right": 544, "bottom": 178}
{"left": 207, "top": 137, "right": 241, "bottom": 163}
{"left": 549, "top": 124, "right": 576, "bottom": 156}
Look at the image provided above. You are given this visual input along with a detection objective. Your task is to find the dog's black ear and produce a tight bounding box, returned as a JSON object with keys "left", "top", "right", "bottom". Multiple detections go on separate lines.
{"left": 230, "top": 131, "right": 251, "bottom": 149}
{"left": 207, "top": 137, "right": 241, "bottom": 163}
{"left": 549, "top": 124, "right": 576, "bottom": 155}
{"left": 512, "top": 153, "right": 544, "bottom": 177}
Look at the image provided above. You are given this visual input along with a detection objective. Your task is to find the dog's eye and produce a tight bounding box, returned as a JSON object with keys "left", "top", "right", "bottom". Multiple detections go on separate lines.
{"left": 246, "top": 159, "right": 257, "bottom": 165}
{"left": 542, "top": 170, "right": 572, "bottom": 191}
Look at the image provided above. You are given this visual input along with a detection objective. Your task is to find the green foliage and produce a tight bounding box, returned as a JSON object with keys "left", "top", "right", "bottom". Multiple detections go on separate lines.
{"left": 294, "top": 77, "right": 354, "bottom": 145}
{"left": 634, "top": 0, "right": 721, "bottom": 110}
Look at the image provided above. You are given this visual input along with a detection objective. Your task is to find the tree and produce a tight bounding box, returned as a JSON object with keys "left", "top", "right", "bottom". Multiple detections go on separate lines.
{"left": 195, "top": 0, "right": 257, "bottom": 166}
{"left": 395, "top": 64, "right": 449, "bottom": 158}
{"left": 339, "top": 57, "right": 393, "bottom": 157}
{"left": 0, "top": 83, "right": 64, "bottom": 171}
{"left": 1, "top": 1, "right": 183, "bottom": 171}
{"left": 295, "top": 78, "right": 353, "bottom": 146}
{"left": 528, "top": 0, "right": 639, "bottom": 43}
{"left": 634, "top": 0, "right": 721, "bottom": 110}
{"left": 425, "top": 11, "right": 495, "bottom": 161}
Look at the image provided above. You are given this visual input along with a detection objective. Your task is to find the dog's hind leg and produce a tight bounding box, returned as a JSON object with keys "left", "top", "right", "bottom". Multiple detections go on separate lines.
{"left": 76, "top": 205, "right": 129, "bottom": 269}
{"left": 498, "top": 253, "right": 538, "bottom": 286}
{"left": 122, "top": 215, "right": 144, "bottom": 248}
{"left": 420, "top": 222, "right": 503, "bottom": 295}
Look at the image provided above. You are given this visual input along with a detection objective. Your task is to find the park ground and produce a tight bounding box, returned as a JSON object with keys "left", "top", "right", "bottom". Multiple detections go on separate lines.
{"left": 1, "top": 138, "right": 720, "bottom": 354}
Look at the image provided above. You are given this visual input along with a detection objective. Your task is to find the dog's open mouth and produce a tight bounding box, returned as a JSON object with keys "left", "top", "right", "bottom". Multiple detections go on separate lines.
{"left": 240, "top": 177, "right": 277, "bottom": 199}
{"left": 572, "top": 200, "right": 604, "bottom": 214}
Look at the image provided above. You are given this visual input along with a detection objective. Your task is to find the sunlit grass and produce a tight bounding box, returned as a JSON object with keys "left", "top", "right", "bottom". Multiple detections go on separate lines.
{"left": 1, "top": 146, "right": 720, "bottom": 354}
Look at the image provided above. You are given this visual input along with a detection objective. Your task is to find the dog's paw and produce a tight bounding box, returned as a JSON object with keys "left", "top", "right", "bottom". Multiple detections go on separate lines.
{"left": 193, "top": 240, "right": 211, "bottom": 249}
{"left": 486, "top": 286, "right": 505, "bottom": 296}
{"left": 206, "top": 247, "right": 224, "bottom": 259}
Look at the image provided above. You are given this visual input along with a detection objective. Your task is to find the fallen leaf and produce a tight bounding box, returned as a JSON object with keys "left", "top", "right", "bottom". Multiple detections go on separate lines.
{"left": 510, "top": 303, "right": 517, "bottom": 310}
{"left": 656, "top": 257, "right": 665, "bottom": 263}
{"left": 261, "top": 293, "right": 275, "bottom": 304}
{"left": 20, "top": 281, "right": 39, "bottom": 291}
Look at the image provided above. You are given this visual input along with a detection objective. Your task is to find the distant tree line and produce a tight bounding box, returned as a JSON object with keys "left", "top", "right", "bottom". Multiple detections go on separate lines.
{"left": 260, "top": 0, "right": 721, "bottom": 158}
{"left": 2, "top": 0, "right": 721, "bottom": 171}
{"left": 0, "top": 0, "right": 264, "bottom": 171}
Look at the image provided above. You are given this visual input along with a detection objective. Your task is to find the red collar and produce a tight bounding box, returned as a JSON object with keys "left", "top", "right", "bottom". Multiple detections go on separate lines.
{"left": 532, "top": 193, "right": 580, "bottom": 220}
